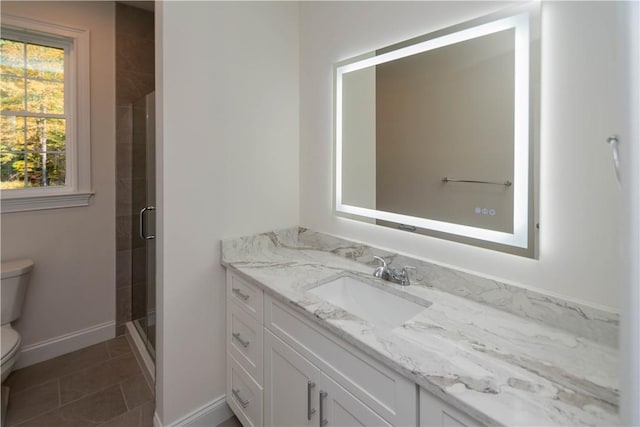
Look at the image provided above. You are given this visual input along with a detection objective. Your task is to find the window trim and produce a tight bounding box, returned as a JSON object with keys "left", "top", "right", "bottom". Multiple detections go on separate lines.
{"left": 1, "top": 14, "right": 92, "bottom": 213}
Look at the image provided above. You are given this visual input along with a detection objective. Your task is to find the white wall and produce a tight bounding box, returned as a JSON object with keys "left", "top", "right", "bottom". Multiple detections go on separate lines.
{"left": 619, "top": 1, "right": 640, "bottom": 424}
{"left": 0, "top": 1, "right": 115, "bottom": 363}
{"left": 299, "top": 1, "right": 622, "bottom": 310}
{"left": 156, "top": 2, "right": 299, "bottom": 424}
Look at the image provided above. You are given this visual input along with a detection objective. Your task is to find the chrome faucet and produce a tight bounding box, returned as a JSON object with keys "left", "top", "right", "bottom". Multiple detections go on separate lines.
{"left": 373, "top": 256, "right": 416, "bottom": 286}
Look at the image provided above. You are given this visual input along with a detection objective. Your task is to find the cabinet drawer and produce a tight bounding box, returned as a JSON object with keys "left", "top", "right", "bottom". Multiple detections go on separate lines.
{"left": 227, "top": 353, "right": 263, "bottom": 427}
{"left": 227, "top": 270, "right": 263, "bottom": 321}
{"left": 420, "top": 387, "right": 483, "bottom": 427}
{"left": 228, "top": 300, "right": 263, "bottom": 385}
{"left": 265, "top": 295, "right": 415, "bottom": 426}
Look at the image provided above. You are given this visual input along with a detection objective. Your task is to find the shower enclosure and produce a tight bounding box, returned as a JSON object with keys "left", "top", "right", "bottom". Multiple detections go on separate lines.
{"left": 132, "top": 91, "right": 156, "bottom": 359}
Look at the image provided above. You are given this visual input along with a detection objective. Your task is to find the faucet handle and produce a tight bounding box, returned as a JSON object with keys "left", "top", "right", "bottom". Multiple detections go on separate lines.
{"left": 400, "top": 266, "right": 416, "bottom": 286}
{"left": 373, "top": 256, "right": 387, "bottom": 268}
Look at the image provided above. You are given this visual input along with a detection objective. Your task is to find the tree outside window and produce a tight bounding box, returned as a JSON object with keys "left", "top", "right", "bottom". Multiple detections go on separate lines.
{"left": 1, "top": 38, "right": 66, "bottom": 189}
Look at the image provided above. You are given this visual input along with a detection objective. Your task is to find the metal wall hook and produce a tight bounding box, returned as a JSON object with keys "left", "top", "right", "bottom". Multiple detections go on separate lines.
{"left": 606, "top": 135, "right": 621, "bottom": 184}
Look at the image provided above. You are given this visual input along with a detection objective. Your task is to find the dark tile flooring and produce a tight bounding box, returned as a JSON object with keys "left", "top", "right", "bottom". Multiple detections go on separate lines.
{"left": 4, "top": 336, "right": 154, "bottom": 427}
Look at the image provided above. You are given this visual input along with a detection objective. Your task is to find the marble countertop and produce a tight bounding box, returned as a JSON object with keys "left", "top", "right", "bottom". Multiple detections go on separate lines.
{"left": 221, "top": 227, "right": 619, "bottom": 426}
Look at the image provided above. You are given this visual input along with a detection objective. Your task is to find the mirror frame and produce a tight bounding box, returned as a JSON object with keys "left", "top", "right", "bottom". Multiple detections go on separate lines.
{"left": 334, "top": 3, "right": 539, "bottom": 251}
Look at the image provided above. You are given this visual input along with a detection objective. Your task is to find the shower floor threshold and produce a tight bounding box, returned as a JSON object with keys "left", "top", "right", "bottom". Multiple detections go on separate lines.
{"left": 126, "top": 321, "right": 155, "bottom": 391}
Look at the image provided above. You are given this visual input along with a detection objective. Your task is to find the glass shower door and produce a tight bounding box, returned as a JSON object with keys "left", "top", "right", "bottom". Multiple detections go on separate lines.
{"left": 132, "top": 91, "right": 156, "bottom": 360}
{"left": 145, "top": 92, "right": 156, "bottom": 357}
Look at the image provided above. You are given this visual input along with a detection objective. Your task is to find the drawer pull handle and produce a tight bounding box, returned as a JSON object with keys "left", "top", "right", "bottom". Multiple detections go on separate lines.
{"left": 232, "top": 388, "right": 250, "bottom": 408}
{"left": 232, "top": 332, "right": 250, "bottom": 348}
{"left": 232, "top": 287, "right": 250, "bottom": 301}
{"left": 319, "top": 390, "right": 328, "bottom": 426}
{"left": 307, "top": 381, "right": 316, "bottom": 420}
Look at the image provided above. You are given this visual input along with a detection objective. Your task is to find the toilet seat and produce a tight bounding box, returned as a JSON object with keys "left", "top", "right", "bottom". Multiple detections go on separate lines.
{"left": 1, "top": 326, "right": 20, "bottom": 367}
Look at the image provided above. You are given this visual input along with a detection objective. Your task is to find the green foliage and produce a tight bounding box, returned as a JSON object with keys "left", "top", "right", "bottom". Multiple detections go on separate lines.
{"left": 1, "top": 38, "right": 66, "bottom": 189}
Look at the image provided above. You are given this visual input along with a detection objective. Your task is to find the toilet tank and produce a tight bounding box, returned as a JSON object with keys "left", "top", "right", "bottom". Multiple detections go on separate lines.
{"left": 1, "top": 259, "right": 33, "bottom": 325}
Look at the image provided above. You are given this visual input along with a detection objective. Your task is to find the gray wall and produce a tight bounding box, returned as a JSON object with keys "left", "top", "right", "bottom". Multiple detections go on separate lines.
{"left": 1, "top": 1, "right": 116, "bottom": 364}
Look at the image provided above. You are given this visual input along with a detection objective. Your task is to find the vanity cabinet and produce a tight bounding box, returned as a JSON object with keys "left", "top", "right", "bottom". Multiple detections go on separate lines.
{"left": 226, "top": 270, "right": 481, "bottom": 427}
{"left": 227, "top": 272, "right": 265, "bottom": 427}
{"left": 419, "top": 388, "right": 481, "bottom": 427}
{"left": 263, "top": 292, "right": 416, "bottom": 426}
{"left": 264, "top": 329, "right": 390, "bottom": 426}
{"left": 264, "top": 329, "right": 317, "bottom": 426}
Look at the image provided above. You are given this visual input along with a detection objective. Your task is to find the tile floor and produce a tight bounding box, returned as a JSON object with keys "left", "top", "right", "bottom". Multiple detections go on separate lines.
{"left": 4, "top": 336, "right": 244, "bottom": 427}
{"left": 3, "top": 336, "right": 154, "bottom": 427}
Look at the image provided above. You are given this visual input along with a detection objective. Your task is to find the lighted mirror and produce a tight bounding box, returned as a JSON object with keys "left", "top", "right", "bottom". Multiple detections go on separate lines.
{"left": 335, "top": 4, "right": 540, "bottom": 257}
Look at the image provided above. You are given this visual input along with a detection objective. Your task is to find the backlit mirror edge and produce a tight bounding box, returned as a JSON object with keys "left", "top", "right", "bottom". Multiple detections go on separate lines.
{"left": 333, "top": 2, "right": 541, "bottom": 256}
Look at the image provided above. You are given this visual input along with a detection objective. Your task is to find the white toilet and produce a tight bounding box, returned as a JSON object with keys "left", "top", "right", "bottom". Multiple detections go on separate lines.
{"left": 1, "top": 258, "right": 32, "bottom": 426}
{"left": 1, "top": 259, "right": 33, "bottom": 381}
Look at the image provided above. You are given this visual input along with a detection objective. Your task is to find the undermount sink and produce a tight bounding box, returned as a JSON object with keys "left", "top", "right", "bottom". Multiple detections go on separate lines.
{"left": 308, "top": 275, "right": 430, "bottom": 329}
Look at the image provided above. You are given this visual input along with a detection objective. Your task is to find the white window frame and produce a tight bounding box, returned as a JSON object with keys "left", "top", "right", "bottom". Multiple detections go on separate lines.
{"left": 1, "top": 14, "right": 92, "bottom": 213}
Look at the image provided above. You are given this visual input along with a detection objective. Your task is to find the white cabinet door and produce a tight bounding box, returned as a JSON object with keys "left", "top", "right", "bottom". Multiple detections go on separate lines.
{"left": 265, "top": 295, "right": 416, "bottom": 426}
{"left": 420, "top": 387, "right": 482, "bottom": 427}
{"left": 320, "top": 372, "right": 393, "bottom": 427}
{"left": 265, "top": 328, "right": 393, "bottom": 427}
{"left": 264, "top": 329, "right": 320, "bottom": 427}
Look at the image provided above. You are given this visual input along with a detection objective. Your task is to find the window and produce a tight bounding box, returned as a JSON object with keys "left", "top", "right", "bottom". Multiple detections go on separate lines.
{"left": 0, "top": 15, "right": 91, "bottom": 212}
{"left": 1, "top": 38, "right": 67, "bottom": 188}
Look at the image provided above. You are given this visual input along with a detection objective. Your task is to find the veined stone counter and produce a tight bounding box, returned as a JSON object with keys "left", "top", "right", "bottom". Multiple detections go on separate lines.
{"left": 221, "top": 227, "right": 619, "bottom": 426}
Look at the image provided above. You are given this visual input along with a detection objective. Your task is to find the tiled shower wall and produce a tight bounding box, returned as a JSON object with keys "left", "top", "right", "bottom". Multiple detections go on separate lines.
{"left": 115, "top": 3, "right": 154, "bottom": 335}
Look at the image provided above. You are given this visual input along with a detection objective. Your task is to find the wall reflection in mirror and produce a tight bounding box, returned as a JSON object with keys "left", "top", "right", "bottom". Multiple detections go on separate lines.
{"left": 335, "top": 5, "right": 539, "bottom": 257}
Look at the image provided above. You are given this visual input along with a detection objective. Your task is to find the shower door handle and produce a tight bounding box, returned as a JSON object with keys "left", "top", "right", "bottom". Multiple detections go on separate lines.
{"left": 139, "top": 206, "right": 156, "bottom": 240}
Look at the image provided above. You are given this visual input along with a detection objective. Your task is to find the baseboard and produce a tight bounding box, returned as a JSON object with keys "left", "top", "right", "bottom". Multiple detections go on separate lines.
{"left": 15, "top": 321, "right": 115, "bottom": 369}
{"left": 154, "top": 395, "right": 233, "bottom": 427}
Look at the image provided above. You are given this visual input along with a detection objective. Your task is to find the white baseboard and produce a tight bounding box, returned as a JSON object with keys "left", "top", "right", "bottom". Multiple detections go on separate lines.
{"left": 16, "top": 321, "right": 115, "bottom": 369}
{"left": 154, "top": 395, "right": 233, "bottom": 427}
